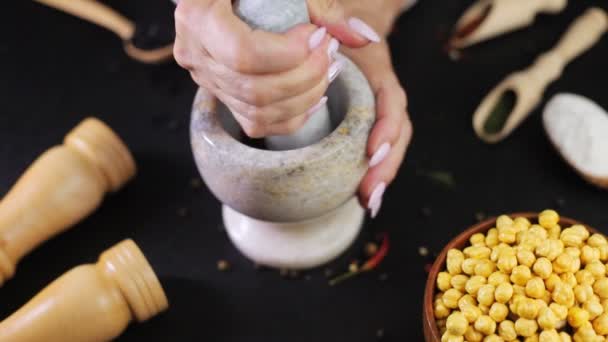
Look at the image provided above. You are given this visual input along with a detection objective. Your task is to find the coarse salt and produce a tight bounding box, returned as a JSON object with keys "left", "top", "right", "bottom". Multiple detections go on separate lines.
{"left": 543, "top": 93, "right": 608, "bottom": 179}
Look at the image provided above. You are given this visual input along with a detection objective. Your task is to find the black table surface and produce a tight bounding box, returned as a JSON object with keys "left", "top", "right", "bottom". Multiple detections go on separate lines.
{"left": 1, "top": 1, "right": 607, "bottom": 341}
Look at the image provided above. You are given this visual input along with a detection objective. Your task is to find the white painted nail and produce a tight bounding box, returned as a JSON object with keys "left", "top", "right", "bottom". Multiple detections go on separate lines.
{"left": 307, "top": 96, "right": 328, "bottom": 115}
{"left": 328, "top": 60, "right": 343, "bottom": 82}
{"left": 368, "top": 182, "right": 387, "bottom": 219}
{"left": 369, "top": 143, "right": 391, "bottom": 167}
{"left": 308, "top": 27, "right": 327, "bottom": 50}
{"left": 327, "top": 38, "right": 340, "bottom": 59}
{"left": 348, "top": 17, "right": 381, "bottom": 43}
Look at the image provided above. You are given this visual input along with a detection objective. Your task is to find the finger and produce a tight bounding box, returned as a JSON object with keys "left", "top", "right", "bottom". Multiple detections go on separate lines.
{"left": 218, "top": 72, "right": 330, "bottom": 125}
{"left": 196, "top": 0, "right": 318, "bottom": 74}
{"left": 308, "top": 0, "right": 381, "bottom": 47}
{"left": 367, "top": 82, "right": 408, "bottom": 160}
{"left": 209, "top": 35, "right": 334, "bottom": 107}
{"left": 358, "top": 117, "right": 413, "bottom": 211}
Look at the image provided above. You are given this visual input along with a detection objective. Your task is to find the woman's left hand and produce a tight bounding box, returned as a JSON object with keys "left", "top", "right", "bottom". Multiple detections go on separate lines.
{"left": 341, "top": 42, "right": 413, "bottom": 218}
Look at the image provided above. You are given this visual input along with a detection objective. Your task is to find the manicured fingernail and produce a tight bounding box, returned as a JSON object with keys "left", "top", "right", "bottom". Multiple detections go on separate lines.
{"left": 327, "top": 38, "right": 340, "bottom": 59}
{"left": 368, "top": 182, "right": 386, "bottom": 219}
{"left": 307, "top": 96, "right": 328, "bottom": 115}
{"left": 369, "top": 143, "right": 391, "bottom": 167}
{"left": 328, "top": 60, "right": 343, "bottom": 82}
{"left": 348, "top": 17, "right": 381, "bottom": 43}
{"left": 308, "top": 27, "right": 327, "bottom": 50}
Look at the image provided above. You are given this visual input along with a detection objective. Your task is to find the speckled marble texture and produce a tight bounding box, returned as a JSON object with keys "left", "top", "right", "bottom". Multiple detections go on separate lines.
{"left": 190, "top": 54, "right": 375, "bottom": 222}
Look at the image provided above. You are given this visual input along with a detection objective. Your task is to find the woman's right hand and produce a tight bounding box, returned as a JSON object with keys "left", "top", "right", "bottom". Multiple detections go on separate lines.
{"left": 173, "top": 0, "right": 380, "bottom": 137}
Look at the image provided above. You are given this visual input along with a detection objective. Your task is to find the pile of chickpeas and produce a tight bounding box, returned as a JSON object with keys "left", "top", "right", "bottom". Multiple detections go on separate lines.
{"left": 434, "top": 210, "right": 608, "bottom": 342}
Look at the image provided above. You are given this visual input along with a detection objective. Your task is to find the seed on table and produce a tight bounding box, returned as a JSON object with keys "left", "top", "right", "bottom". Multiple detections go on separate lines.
{"left": 217, "top": 260, "right": 230, "bottom": 271}
{"left": 366, "top": 242, "right": 379, "bottom": 257}
{"left": 418, "top": 245, "right": 429, "bottom": 257}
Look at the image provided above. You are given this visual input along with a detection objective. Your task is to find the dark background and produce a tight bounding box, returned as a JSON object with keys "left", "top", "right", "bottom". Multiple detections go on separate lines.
{"left": 1, "top": 1, "right": 607, "bottom": 341}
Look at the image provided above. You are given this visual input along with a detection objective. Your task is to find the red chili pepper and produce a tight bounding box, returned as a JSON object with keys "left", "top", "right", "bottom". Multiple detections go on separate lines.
{"left": 329, "top": 233, "right": 389, "bottom": 286}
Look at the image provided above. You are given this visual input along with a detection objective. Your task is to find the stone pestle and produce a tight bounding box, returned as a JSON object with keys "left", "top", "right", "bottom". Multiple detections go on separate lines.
{"left": 234, "top": 0, "right": 332, "bottom": 151}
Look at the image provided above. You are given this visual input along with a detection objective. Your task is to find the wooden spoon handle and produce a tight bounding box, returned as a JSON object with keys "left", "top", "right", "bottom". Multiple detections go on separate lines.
{"left": 34, "top": 0, "right": 135, "bottom": 41}
{"left": 552, "top": 7, "right": 608, "bottom": 63}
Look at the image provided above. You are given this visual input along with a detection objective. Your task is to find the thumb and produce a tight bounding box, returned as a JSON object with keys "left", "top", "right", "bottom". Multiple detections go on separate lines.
{"left": 307, "top": 0, "right": 381, "bottom": 47}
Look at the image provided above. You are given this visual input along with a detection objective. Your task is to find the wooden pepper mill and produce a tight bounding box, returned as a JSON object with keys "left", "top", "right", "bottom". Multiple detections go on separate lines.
{"left": 0, "top": 239, "right": 169, "bottom": 342}
{"left": 0, "top": 117, "right": 136, "bottom": 286}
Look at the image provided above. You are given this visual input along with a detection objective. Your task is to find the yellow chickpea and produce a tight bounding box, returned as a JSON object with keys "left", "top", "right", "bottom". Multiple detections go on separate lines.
{"left": 497, "top": 254, "right": 517, "bottom": 273}
{"left": 435, "top": 296, "right": 451, "bottom": 319}
{"left": 461, "top": 305, "right": 482, "bottom": 323}
{"left": 447, "top": 249, "right": 465, "bottom": 274}
{"left": 458, "top": 294, "right": 477, "bottom": 308}
{"left": 450, "top": 274, "right": 469, "bottom": 292}
{"left": 524, "top": 334, "right": 539, "bottom": 342}
{"left": 572, "top": 322, "right": 598, "bottom": 342}
{"left": 536, "top": 239, "right": 564, "bottom": 261}
{"left": 568, "top": 307, "right": 590, "bottom": 328}
{"left": 552, "top": 282, "right": 575, "bottom": 307}
{"left": 583, "top": 299, "right": 603, "bottom": 320}
{"left": 497, "top": 215, "right": 514, "bottom": 229}
{"left": 514, "top": 217, "right": 531, "bottom": 230}
{"left": 513, "top": 284, "right": 526, "bottom": 296}
{"left": 483, "top": 335, "right": 504, "bottom": 342}
{"left": 489, "top": 302, "right": 508, "bottom": 322}
{"left": 511, "top": 265, "right": 533, "bottom": 286}
{"left": 539, "top": 210, "right": 560, "bottom": 228}
{"left": 466, "top": 276, "right": 487, "bottom": 296}
{"left": 517, "top": 249, "right": 536, "bottom": 268}
{"left": 560, "top": 272, "right": 578, "bottom": 288}
{"left": 574, "top": 284, "right": 594, "bottom": 304}
{"left": 581, "top": 245, "right": 600, "bottom": 265}
{"left": 517, "top": 297, "right": 541, "bottom": 319}
{"left": 462, "top": 258, "right": 479, "bottom": 275}
{"left": 559, "top": 332, "right": 572, "bottom": 342}
{"left": 498, "top": 225, "right": 517, "bottom": 244}
{"left": 478, "top": 284, "right": 496, "bottom": 307}
{"left": 588, "top": 233, "right": 607, "bottom": 247}
{"left": 464, "top": 326, "right": 483, "bottom": 342}
{"left": 539, "top": 330, "right": 561, "bottom": 342}
{"left": 533, "top": 257, "right": 553, "bottom": 279}
{"left": 585, "top": 261, "right": 606, "bottom": 279}
{"left": 441, "top": 331, "right": 464, "bottom": 342}
{"left": 553, "top": 253, "right": 575, "bottom": 274}
{"left": 565, "top": 247, "right": 581, "bottom": 258}
{"left": 550, "top": 303, "right": 569, "bottom": 320}
{"left": 438, "top": 272, "right": 453, "bottom": 291}
{"left": 519, "top": 232, "right": 543, "bottom": 251}
{"left": 592, "top": 312, "right": 608, "bottom": 335}
{"left": 547, "top": 224, "right": 561, "bottom": 240}
{"left": 470, "top": 233, "right": 486, "bottom": 246}
{"left": 443, "top": 289, "right": 464, "bottom": 309}
{"left": 538, "top": 306, "right": 559, "bottom": 330}
{"left": 486, "top": 228, "right": 499, "bottom": 248}
{"left": 545, "top": 273, "right": 561, "bottom": 292}
{"left": 490, "top": 245, "right": 507, "bottom": 262}
{"left": 598, "top": 244, "right": 608, "bottom": 262}
{"left": 572, "top": 225, "right": 590, "bottom": 240}
{"left": 561, "top": 228, "right": 585, "bottom": 248}
{"left": 498, "top": 320, "right": 517, "bottom": 341}
{"left": 594, "top": 278, "right": 608, "bottom": 299}
{"left": 475, "top": 260, "right": 496, "bottom": 278}
{"left": 515, "top": 318, "right": 538, "bottom": 337}
{"left": 494, "top": 283, "right": 513, "bottom": 304}
{"left": 575, "top": 270, "right": 595, "bottom": 286}
{"left": 488, "top": 272, "right": 510, "bottom": 287}
{"left": 526, "top": 277, "right": 546, "bottom": 299}
{"left": 465, "top": 246, "right": 492, "bottom": 260}
{"left": 447, "top": 311, "right": 469, "bottom": 336}
{"left": 475, "top": 315, "right": 497, "bottom": 336}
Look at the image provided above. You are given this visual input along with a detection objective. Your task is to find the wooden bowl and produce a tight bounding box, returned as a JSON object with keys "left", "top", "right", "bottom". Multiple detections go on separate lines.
{"left": 422, "top": 212, "right": 599, "bottom": 341}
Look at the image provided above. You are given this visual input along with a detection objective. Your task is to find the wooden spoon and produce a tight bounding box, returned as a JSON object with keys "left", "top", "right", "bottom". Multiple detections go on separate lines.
{"left": 472, "top": 7, "right": 607, "bottom": 144}
{"left": 450, "top": 0, "right": 567, "bottom": 49}
{"left": 34, "top": 0, "right": 174, "bottom": 64}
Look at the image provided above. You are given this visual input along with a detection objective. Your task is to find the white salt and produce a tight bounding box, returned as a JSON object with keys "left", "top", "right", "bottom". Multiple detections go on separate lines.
{"left": 543, "top": 93, "right": 608, "bottom": 178}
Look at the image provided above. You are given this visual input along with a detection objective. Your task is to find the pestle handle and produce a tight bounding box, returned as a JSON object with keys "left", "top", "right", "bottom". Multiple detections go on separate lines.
{"left": 0, "top": 118, "right": 135, "bottom": 286}
{"left": 552, "top": 7, "right": 607, "bottom": 64}
{"left": 233, "top": 0, "right": 333, "bottom": 151}
{"left": 0, "top": 239, "right": 168, "bottom": 342}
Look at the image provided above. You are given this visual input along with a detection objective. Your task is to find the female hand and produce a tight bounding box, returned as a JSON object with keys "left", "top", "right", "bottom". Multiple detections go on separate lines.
{"left": 342, "top": 42, "right": 413, "bottom": 218}
{"left": 173, "top": 0, "right": 381, "bottom": 137}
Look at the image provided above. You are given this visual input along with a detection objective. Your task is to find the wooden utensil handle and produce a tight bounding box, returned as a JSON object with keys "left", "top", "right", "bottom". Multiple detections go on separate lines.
{"left": 553, "top": 7, "right": 607, "bottom": 63}
{"left": 34, "top": 0, "right": 135, "bottom": 40}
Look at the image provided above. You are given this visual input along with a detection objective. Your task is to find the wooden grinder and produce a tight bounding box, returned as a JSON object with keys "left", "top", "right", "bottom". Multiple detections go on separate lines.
{"left": 0, "top": 118, "right": 136, "bottom": 286}
{"left": 0, "top": 239, "right": 168, "bottom": 342}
